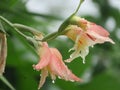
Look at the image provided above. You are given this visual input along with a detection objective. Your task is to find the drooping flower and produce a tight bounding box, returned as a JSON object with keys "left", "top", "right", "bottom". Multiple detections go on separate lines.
{"left": 0, "top": 32, "right": 7, "bottom": 75}
{"left": 33, "top": 41, "right": 82, "bottom": 90}
{"left": 64, "top": 16, "right": 115, "bottom": 63}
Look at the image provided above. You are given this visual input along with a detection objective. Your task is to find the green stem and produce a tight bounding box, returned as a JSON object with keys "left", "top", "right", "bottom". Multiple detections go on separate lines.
{"left": 0, "top": 16, "right": 28, "bottom": 40}
{"left": 74, "top": 0, "right": 84, "bottom": 15}
{"left": 13, "top": 23, "right": 42, "bottom": 35}
{"left": 0, "top": 16, "right": 44, "bottom": 51}
{"left": 58, "top": 0, "right": 84, "bottom": 33}
{"left": 41, "top": 0, "right": 85, "bottom": 42}
{"left": 42, "top": 29, "right": 70, "bottom": 42}
{"left": 0, "top": 75, "right": 16, "bottom": 90}
{"left": 42, "top": 31, "right": 58, "bottom": 42}
{"left": 0, "top": 21, "right": 6, "bottom": 33}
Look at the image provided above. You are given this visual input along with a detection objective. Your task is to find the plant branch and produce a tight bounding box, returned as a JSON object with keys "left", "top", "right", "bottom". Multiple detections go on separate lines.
{"left": 0, "top": 75, "right": 16, "bottom": 90}
{"left": 0, "top": 16, "right": 31, "bottom": 40}
{"left": 74, "top": 0, "right": 84, "bottom": 15}
{"left": 13, "top": 23, "right": 42, "bottom": 35}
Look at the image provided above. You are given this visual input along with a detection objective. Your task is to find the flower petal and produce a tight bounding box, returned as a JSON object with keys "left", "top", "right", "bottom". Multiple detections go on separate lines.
{"left": 38, "top": 68, "right": 48, "bottom": 90}
{"left": 87, "top": 31, "right": 115, "bottom": 44}
{"left": 87, "top": 23, "right": 110, "bottom": 37}
{"left": 65, "top": 25, "right": 82, "bottom": 41}
{"left": 49, "top": 71, "right": 56, "bottom": 83}
{"left": 33, "top": 43, "right": 51, "bottom": 70}
{"left": 49, "top": 48, "right": 82, "bottom": 82}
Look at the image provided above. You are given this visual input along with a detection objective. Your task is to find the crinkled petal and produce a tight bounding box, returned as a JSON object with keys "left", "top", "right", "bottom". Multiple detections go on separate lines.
{"left": 65, "top": 44, "right": 89, "bottom": 64}
{"left": 65, "top": 48, "right": 80, "bottom": 63}
{"left": 33, "top": 57, "right": 49, "bottom": 71}
{"left": 49, "top": 48, "right": 82, "bottom": 82}
{"left": 87, "top": 23, "right": 115, "bottom": 44}
{"left": 33, "top": 43, "right": 51, "bottom": 70}
{"left": 38, "top": 68, "right": 48, "bottom": 90}
{"left": 87, "top": 31, "right": 115, "bottom": 44}
{"left": 65, "top": 32, "right": 95, "bottom": 63}
{"left": 79, "top": 47, "right": 89, "bottom": 64}
{"left": 87, "top": 23, "right": 110, "bottom": 37}
{"left": 65, "top": 25, "right": 82, "bottom": 41}
{"left": 49, "top": 71, "right": 56, "bottom": 83}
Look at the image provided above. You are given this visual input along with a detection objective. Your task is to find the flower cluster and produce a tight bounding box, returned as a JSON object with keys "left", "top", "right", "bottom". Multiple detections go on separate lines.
{"left": 32, "top": 15, "right": 114, "bottom": 89}
{"left": 0, "top": 0, "right": 115, "bottom": 90}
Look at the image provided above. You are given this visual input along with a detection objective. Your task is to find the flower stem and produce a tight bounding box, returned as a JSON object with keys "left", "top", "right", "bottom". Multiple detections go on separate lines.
{"left": 0, "top": 16, "right": 29, "bottom": 40}
{"left": 42, "top": 31, "right": 58, "bottom": 41}
{"left": 0, "top": 16, "right": 41, "bottom": 50}
{"left": 0, "top": 75, "right": 16, "bottom": 90}
{"left": 74, "top": 0, "right": 84, "bottom": 15}
{"left": 0, "top": 21, "right": 6, "bottom": 33}
{"left": 13, "top": 23, "right": 42, "bottom": 35}
{"left": 58, "top": 0, "right": 84, "bottom": 34}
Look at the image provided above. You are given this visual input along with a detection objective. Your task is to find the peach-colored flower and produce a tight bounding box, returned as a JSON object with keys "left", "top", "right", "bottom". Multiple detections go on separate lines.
{"left": 0, "top": 32, "right": 7, "bottom": 75}
{"left": 33, "top": 42, "right": 82, "bottom": 90}
{"left": 64, "top": 16, "right": 114, "bottom": 63}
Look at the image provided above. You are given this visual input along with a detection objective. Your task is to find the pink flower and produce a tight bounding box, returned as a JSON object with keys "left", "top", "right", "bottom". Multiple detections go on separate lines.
{"left": 33, "top": 42, "right": 82, "bottom": 90}
{"left": 64, "top": 16, "right": 114, "bottom": 63}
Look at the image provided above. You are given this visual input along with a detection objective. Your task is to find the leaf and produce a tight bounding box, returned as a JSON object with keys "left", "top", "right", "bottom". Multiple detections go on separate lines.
{"left": 0, "top": 32, "right": 7, "bottom": 75}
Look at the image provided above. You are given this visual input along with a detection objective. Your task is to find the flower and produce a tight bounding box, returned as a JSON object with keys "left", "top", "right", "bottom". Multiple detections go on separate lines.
{"left": 0, "top": 32, "right": 7, "bottom": 75}
{"left": 33, "top": 42, "right": 82, "bottom": 90}
{"left": 64, "top": 16, "right": 115, "bottom": 63}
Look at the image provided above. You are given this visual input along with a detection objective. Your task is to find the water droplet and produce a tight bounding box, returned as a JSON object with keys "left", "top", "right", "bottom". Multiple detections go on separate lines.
{"left": 70, "top": 80, "right": 74, "bottom": 82}
{"left": 58, "top": 76, "right": 61, "bottom": 79}
{"left": 83, "top": 59, "right": 86, "bottom": 64}
{"left": 70, "top": 55, "right": 72, "bottom": 58}
{"left": 83, "top": 61, "right": 85, "bottom": 64}
{"left": 32, "top": 65, "right": 35, "bottom": 70}
{"left": 52, "top": 80, "right": 55, "bottom": 84}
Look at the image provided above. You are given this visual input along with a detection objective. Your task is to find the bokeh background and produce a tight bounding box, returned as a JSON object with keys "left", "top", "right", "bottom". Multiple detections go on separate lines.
{"left": 0, "top": 0, "right": 120, "bottom": 90}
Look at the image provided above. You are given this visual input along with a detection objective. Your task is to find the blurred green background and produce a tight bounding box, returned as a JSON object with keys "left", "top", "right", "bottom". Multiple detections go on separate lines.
{"left": 0, "top": 0, "right": 120, "bottom": 90}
